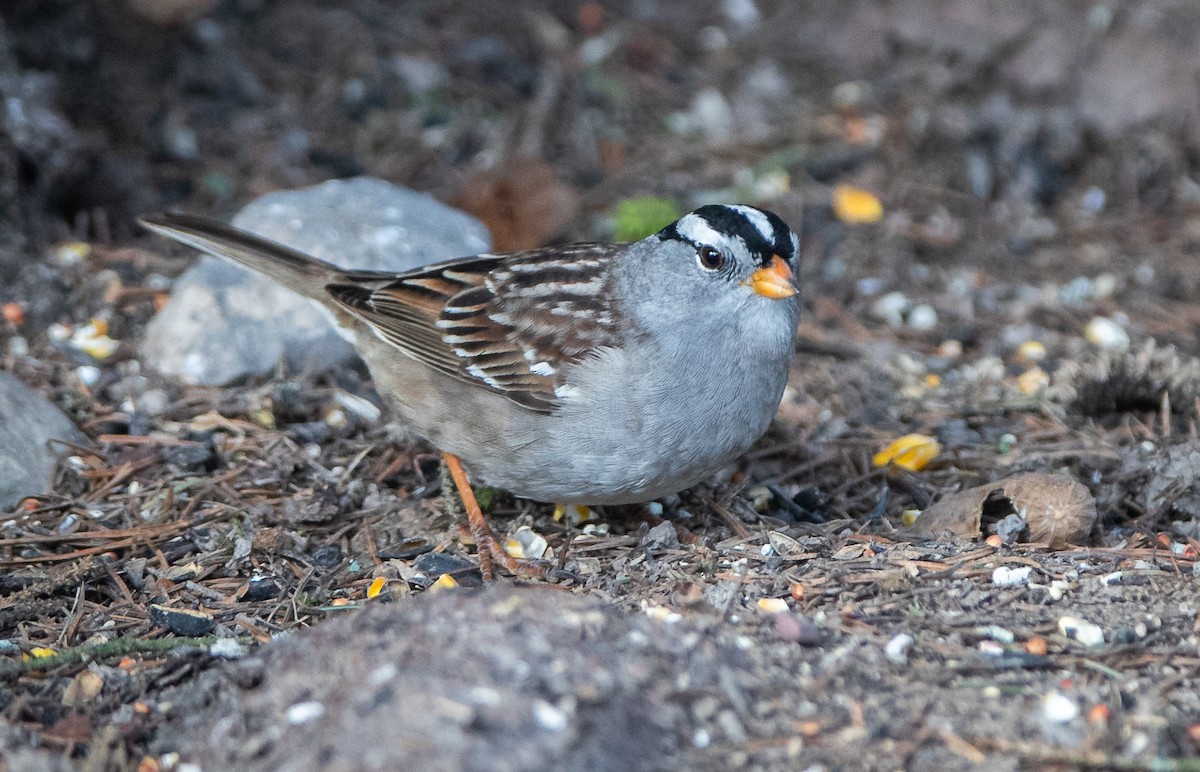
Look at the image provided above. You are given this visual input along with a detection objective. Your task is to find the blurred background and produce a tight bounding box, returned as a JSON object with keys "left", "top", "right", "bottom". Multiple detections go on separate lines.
{"left": 5, "top": 0, "right": 1200, "bottom": 305}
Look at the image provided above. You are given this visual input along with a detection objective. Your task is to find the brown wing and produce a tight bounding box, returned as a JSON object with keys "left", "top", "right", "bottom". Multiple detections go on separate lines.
{"left": 326, "top": 244, "right": 623, "bottom": 413}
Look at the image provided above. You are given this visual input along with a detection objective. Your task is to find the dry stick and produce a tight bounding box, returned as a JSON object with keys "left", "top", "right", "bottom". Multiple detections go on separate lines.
{"left": 709, "top": 500, "right": 752, "bottom": 540}
{"left": 0, "top": 519, "right": 191, "bottom": 548}
{"left": 968, "top": 735, "right": 1200, "bottom": 771}
{"left": 0, "top": 558, "right": 102, "bottom": 632}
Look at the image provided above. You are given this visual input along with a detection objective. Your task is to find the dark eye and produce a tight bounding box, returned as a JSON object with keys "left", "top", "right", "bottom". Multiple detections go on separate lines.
{"left": 697, "top": 245, "right": 725, "bottom": 271}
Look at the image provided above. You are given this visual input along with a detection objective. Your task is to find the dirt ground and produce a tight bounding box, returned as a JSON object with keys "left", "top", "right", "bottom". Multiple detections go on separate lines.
{"left": 4, "top": 0, "right": 1200, "bottom": 769}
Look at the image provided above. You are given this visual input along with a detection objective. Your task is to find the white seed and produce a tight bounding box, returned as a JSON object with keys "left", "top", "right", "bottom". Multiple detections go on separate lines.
{"left": 992, "top": 566, "right": 1032, "bottom": 587}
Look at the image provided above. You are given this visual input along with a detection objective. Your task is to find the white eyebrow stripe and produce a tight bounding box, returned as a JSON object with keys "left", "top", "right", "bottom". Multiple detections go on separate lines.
{"left": 675, "top": 213, "right": 726, "bottom": 246}
{"left": 728, "top": 205, "right": 775, "bottom": 244}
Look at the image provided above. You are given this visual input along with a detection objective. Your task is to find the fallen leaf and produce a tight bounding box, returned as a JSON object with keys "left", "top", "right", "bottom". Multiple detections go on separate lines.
{"left": 832, "top": 184, "right": 883, "bottom": 224}
{"left": 873, "top": 434, "right": 940, "bottom": 471}
{"left": 907, "top": 472, "right": 1097, "bottom": 548}
{"left": 62, "top": 670, "right": 105, "bottom": 706}
{"left": 43, "top": 711, "right": 94, "bottom": 744}
{"left": 453, "top": 157, "right": 579, "bottom": 251}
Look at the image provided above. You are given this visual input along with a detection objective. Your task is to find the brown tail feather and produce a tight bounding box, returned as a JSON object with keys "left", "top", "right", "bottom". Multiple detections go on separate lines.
{"left": 138, "top": 212, "right": 346, "bottom": 301}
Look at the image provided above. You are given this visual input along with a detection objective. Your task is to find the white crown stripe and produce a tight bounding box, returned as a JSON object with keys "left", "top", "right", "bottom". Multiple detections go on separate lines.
{"left": 728, "top": 205, "right": 776, "bottom": 244}
{"left": 674, "top": 214, "right": 726, "bottom": 248}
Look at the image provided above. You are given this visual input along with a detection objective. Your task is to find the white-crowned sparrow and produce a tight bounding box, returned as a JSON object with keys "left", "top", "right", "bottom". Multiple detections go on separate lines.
{"left": 141, "top": 204, "right": 800, "bottom": 574}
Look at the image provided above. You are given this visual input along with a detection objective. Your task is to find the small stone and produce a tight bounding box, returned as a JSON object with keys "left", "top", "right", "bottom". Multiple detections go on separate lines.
{"left": 871, "top": 291, "right": 909, "bottom": 327}
{"left": 722, "top": 0, "right": 760, "bottom": 30}
{"left": 1042, "top": 691, "right": 1079, "bottom": 723}
{"left": 906, "top": 304, "right": 938, "bottom": 331}
{"left": 1085, "top": 316, "right": 1130, "bottom": 350}
{"left": 774, "top": 613, "right": 822, "bottom": 646}
{"left": 285, "top": 701, "right": 325, "bottom": 725}
{"left": 532, "top": 700, "right": 568, "bottom": 732}
{"left": 641, "top": 521, "right": 679, "bottom": 552}
{"left": 392, "top": 54, "right": 449, "bottom": 95}
{"left": 0, "top": 373, "right": 85, "bottom": 511}
{"left": 884, "top": 633, "right": 914, "bottom": 663}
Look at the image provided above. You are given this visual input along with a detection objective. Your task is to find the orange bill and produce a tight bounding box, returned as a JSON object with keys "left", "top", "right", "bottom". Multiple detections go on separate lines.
{"left": 747, "top": 255, "right": 796, "bottom": 299}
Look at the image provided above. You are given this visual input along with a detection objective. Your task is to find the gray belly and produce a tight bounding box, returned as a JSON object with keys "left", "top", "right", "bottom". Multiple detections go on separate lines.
{"left": 363, "top": 330, "right": 790, "bottom": 505}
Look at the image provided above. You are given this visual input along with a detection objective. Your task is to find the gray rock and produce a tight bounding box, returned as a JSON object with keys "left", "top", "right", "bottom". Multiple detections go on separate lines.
{"left": 0, "top": 372, "right": 84, "bottom": 511}
{"left": 1078, "top": 28, "right": 1200, "bottom": 138}
{"left": 152, "top": 586, "right": 736, "bottom": 770}
{"left": 142, "top": 178, "right": 492, "bottom": 385}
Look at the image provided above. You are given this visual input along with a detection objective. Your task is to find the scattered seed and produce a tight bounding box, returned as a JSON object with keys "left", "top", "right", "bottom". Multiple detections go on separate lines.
{"left": 757, "top": 597, "right": 788, "bottom": 614}
{"left": 504, "top": 525, "right": 549, "bottom": 560}
{"left": 873, "top": 434, "right": 940, "bottom": 471}
{"left": 431, "top": 573, "right": 459, "bottom": 591}
{"left": 992, "top": 566, "right": 1033, "bottom": 587}
{"left": 1058, "top": 615, "right": 1104, "bottom": 647}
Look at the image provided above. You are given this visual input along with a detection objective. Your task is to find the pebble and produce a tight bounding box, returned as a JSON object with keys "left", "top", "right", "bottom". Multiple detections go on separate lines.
{"left": 0, "top": 373, "right": 85, "bottom": 510}
{"left": 641, "top": 521, "right": 679, "bottom": 552}
{"left": 906, "top": 304, "right": 938, "bottom": 331}
{"left": 1042, "top": 691, "right": 1079, "bottom": 723}
{"left": 285, "top": 701, "right": 325, "bottom": 725}
{"left": 532, "top": 700, "right": 569, "bottom": 732}
{"left": 774, "top": 613, "right": 822, "bottom": 646}
{"left": 871, "top": 291, "right": 909, "bottom": 327}
{"left": 1084, "top": 316, "right": 1130, "bottom": 350}
{"left": 884, "top": 633, "right": 914, "bottom": 663}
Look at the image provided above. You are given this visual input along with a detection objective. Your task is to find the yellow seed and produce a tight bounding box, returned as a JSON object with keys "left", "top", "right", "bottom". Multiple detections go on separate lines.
{"left": 1016, "top": 366, "right": 1049, "bottom": 394}
{"left": 873, "top": 434, "right": 940, "bottom": 471}
{"left": 923, "top": 374, "right": 941, "bottom": 389}
{"left": 366, "top": 576, "right": 387, "bottom": 599}
{"left": 757, "top": 598, "right": 789, "bottom": 614}
{"left": 1015, "top": 340, "right": 1047, "bottom": 362}
{"left": 432, "top": 573, "right": 459, "bottom": 590}
{"left": 75, "top": 335, "right": 119, "bottom": 360}
{"left": 53, "top": 241, "right": 91, "bottom": 266}
{"left": 901, "top": 509, "right": 921, "bottom": 527}
{"left": 552, "top": 503, "right": 593, "bottom": 524}
{"left": 832, "top": 184, "right": 883, "bottom": 224}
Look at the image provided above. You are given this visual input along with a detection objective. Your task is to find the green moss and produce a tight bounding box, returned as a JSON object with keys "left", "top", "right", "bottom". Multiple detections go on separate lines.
{"left": 612, "top": 197, "right": 681, "bottom": 242}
